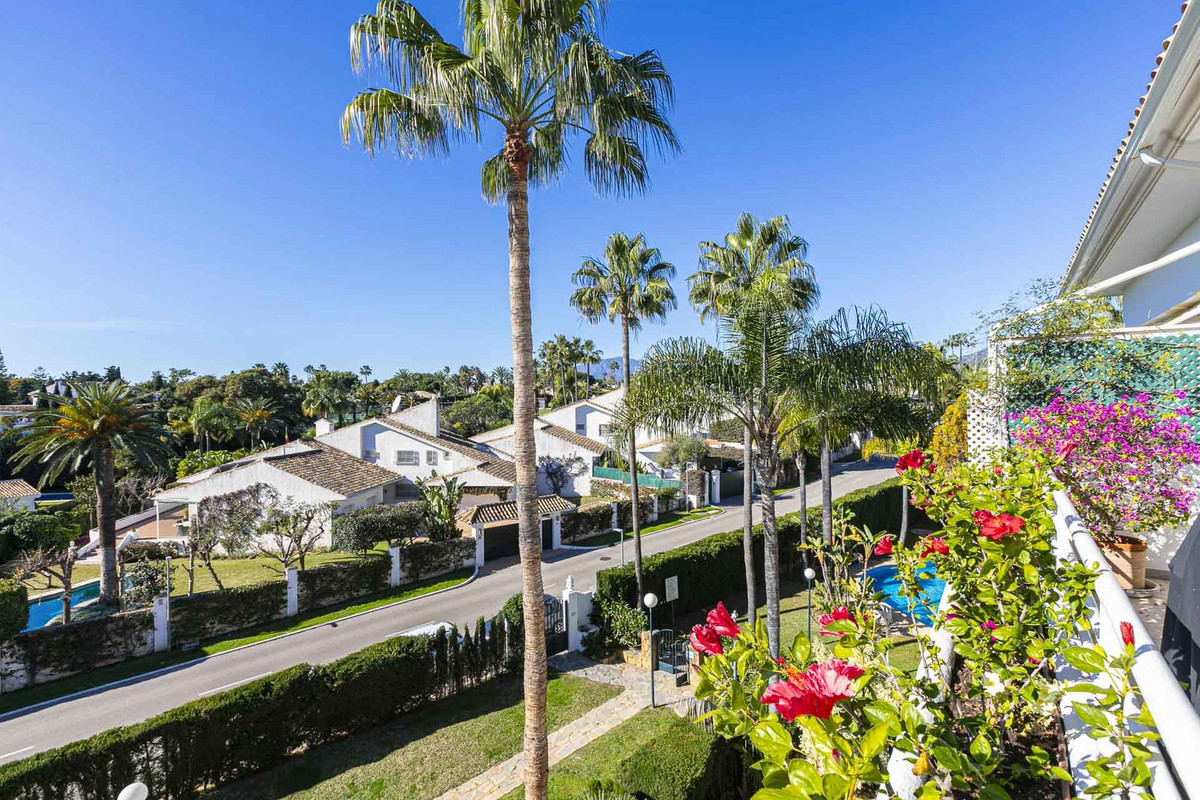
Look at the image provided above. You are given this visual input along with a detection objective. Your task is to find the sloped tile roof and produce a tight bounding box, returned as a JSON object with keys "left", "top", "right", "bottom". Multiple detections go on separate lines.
{"left": 540, "top": 423, "right": 608, "bottom": 455}
{"left": 0, "top": 479, "right": 39, "bottom": 499}
{"left": 375, "top": 416, "right": 491, "bottom": 463}
{"left": 476, "top": 459, "right": 518, "bottom": 484}
{"left": 457, "top": 494, "right": 576, "bottom": 525}
{"left": 0, "top": 405, "right": 35, "bottom": 413}
{"left": 265, "top": 441, "right": 398, "bottom": 497}
{"left": 1068, "top": 2, "right": 1191, "bottom": 276}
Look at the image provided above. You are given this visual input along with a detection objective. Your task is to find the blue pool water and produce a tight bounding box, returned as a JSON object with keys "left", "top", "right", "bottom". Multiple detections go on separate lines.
{"left": 865, "top": 563, "right": 945, "bottom": 626}
{"left": 23, "top": 580, "right": 101, "bottom": 632}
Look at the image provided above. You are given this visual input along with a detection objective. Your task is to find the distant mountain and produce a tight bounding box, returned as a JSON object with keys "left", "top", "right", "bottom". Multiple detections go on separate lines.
{"left": 587, "top": 357, "right": 640, "bottom": 379}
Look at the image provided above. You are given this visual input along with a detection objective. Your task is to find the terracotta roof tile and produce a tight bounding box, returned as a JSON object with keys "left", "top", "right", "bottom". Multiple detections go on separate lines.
{"left": 264, "top": 441, "right": 398, "bottom": 497}
{"left": 0, "top": 479, "right": 38, "bottom": 499}
{"left": 539, "top": 423, "right": 608, "bottom": 455}
{"left": 457, "top": 494, "right": 576, "bottom": 525}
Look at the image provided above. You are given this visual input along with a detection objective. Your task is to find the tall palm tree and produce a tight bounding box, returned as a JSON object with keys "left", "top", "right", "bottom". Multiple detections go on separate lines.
{"left": 188, "top": 397, "right": 233, "bottom": 455}
{"left": 791, "top": 307, "right": 942, "bottom": 545}
{"left": 571, "top": 232, "right": 676, "bottom": 608}
{"left": 687, "top": 213, "right": 817, "bottom": 630}
{"left": 579, "top": 339, "right": 603, "bottom": 398}
{"left": 233, "top": 397, "right": 280, "bottom": 448}
{"left": 342, "top": 4, "right": 676, "bottom": 796}
{"left": 12, "top": 382, "right": 173, "bottom": 607}
{"left": 302, "top": 375, "right": 340, "bottom": 422}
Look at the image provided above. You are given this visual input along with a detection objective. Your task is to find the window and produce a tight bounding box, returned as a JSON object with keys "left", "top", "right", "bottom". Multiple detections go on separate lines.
{"left": 576, "top": 424, "right": 586, "bottom": 435}
{"left": 426, "top": 450, "right": 439, "bottom": 466}
{"left": 598, "top": 424, "right": 612, "bottom": 437}
{"left": 395, "top": 450, "right": 419, "bottom": 466}
{"left": 364, "top": 449, "right": 380, "bottom": 462}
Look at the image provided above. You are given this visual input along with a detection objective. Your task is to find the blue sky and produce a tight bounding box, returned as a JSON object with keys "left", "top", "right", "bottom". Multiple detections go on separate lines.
{"left": 0, "top": 2, "right": 1179, "bottom": 380}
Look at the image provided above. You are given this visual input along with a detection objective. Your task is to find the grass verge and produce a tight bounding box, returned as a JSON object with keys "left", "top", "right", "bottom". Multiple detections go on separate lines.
{"left": 0, "top": 568, "right": 473, "bottom": 717}
{"left": 569, "top": 508, "right": 723, "bottom": 547}
{"left": 211, "top": 672, "right": 622, "bottom": 799}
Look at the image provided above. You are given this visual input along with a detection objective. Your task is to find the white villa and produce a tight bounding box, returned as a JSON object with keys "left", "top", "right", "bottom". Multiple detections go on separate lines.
{"left": 0, "top": 479, "right": 38, "bottom": 512}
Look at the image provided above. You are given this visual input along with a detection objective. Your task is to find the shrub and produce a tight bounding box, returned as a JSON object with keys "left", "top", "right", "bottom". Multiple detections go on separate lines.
{"left": 616, "top": 714, "right": 744, "bottom": 800}
{"left": 297, "top": 556, "right": 389, "bottom": 613}
{"left": 0, "top": 579, "right": 28, "bottom": 641}
{"left": 0, "top": 614, "right": 514, "bottom": 799}
{"left": 402, "top": 538, "right": 474, "bottom": 581}
{"left": 331, "top": 503, "right": 422, "bottom": 554}
{"left": 122, "top": 562, "right": 166, "bottom": 608}
{"left": 7, "top": 610, "right": 154, "bottom": 687}
{"left": 929, "top": 391, "right": 968, "bottom": 467}
{"left": 170, "top": 580, "right": 288, "bottom": 647}
{"left": 601, "top": 599, "right": 647, "bottom": 649}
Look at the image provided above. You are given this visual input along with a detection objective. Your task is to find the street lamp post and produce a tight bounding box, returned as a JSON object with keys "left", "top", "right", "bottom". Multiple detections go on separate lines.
{"left": 804, "top": 567, "right": 817, "bottom": 640}
{"left": 644, "top": 592, "right": 659, "bottom": 709}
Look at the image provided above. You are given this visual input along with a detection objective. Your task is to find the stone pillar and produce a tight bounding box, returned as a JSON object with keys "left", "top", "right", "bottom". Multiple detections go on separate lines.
{"left": 563, "top": 577, "right": 595, "bottom": 653}
{"left": 650, "top": 494, "right": 659, "bottom": 522}
{"left": 551, "top": 513, "right": 563, "bottom": 549}
{"left": 389, "top": 546, "right": 402, "bottom": 587}
{"left": 286, "top": 568, "right": 298, "bottom": 617}
{"left": 152, "top": 594, "right": 170, "bottom": 653}
{"left": 610, "top": 501, "right": 619, "bottom": 531}
{"left": 473, "top": 524, "right": 486, "bottom": 566}
{"left": 710, "top": 469, "right": 721, "bottom": 506}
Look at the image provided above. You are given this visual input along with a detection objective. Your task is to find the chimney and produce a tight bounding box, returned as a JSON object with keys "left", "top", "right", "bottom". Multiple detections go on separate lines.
{"left": 315, "top": 417, "right": 335, "bottom": 437}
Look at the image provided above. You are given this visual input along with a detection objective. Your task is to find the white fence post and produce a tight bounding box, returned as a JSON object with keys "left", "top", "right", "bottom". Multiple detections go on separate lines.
{"left": 285, "top": 568, "right": 298, "bottom": 617}
{"left": 473, "top": 524, "right": 486, "bottom": 566}
{"left": 710, "top": 469, "right": 721, "bottom": 505}
{"left": 610, "top": 501, "right": 619, "bottom": 530}
{"left": 650, "top": 494, "right": 659, "bottom": 522}
{"left": 551, "top": 513, "right": 563, "bottom": 549}
{"left": 389, "top": 546, "right": 401, "bottom": 587}
{"left": 152, "top": 594, "right": 170, "bottom": 653}
{"left": 562, "top": 575, "right": 594, "bottom": 653}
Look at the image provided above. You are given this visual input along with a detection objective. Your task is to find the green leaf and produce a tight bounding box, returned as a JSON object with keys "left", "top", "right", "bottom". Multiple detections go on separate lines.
{"left": 787, "top": 758, "right": 822, "bottom": 792}
{"left": 791, "top": 632, "right": 811, "bottom": 664}
{"left": 752, "top": 789, "right": 811, "bottom": 800}
{"left": 1050, "top": 766, "right": 1073, "bottom": 782}
{"left": 1072, "top": 703, "right": 1109, "bottom": 729}
{"left": 969, "top": 733, "right": 993, "bottom": 763}
{"left": 979, "top": 782, "right": 1013, "bottom": 800}
{"left": 861, "top": 722, "right": 891, "bottom": 760}
{"left": 1062, "top": 646, "right": 1107, "bottom": 674}
{"left": 822, "top": 773, "right": 850, "bottom": 798}
{"left": 750, "top": 718, "right": 796, "bottom": 764}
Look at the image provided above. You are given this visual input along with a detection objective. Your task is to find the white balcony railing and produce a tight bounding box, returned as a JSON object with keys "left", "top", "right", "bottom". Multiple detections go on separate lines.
{"left": 1052, "top": 488, "right": 1200, "bottom": 799}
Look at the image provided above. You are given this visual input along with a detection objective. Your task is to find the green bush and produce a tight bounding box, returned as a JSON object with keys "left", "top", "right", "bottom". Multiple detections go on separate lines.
{"left": 0, "top": 613, "right": 515, "bottom": 799}
{"left": 0, "top": 579, "right": 29, "bottom": 641}
{"left": 9, "top": 610, "right": 155, "bottom": 685}
{"left": 331, "top": 503, "right": 422, "bottom": 553}
{"left": 616, "top": 714, "right": 744, "bottom": 800}
{"left": 297, "top": 555, "right": 389, "bottom": 613}
{"left": 601, "top": 599, "right": 646, "bottom": 649}
{"left": 170, "top": 580, "right": 288, "bottom": 647}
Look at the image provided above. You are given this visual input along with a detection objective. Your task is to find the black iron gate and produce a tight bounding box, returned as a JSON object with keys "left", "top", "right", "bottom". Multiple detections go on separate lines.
{"left": 654, "top": 628, "right": 687, "bottom": 675}
{"left": 544, "top": 596, "right": 567, "bottom": 654}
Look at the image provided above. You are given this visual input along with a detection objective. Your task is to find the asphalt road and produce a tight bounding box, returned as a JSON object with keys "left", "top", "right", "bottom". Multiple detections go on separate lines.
{"left": 0, "top": 460, "right": 895, "bottom": 764}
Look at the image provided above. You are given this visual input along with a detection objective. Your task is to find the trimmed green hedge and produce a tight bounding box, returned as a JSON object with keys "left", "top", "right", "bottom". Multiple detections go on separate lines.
{"left": 170, "top": 580, "right": 287, "bottom": 648}
{"left": 0, "top": 579, "right": 28, "bottom": 642}
{"left": 6, "top": 609, "right": 155, "bottom": 688}
{"left": 616, "top": 714, "right": 746, "bottom": 800}
{"left": 0, "top": 612, "right": 515, "bottom": 799}
{"left": 297, "top": 555, "right": 389, "bottom": 613}
{"left": 594, "top": 477, "right": 928, "bottom": 622}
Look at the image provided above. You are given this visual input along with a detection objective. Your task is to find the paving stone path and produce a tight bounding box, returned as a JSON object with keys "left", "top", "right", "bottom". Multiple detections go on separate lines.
{"left": 434, "top": 654, "right": 693, "bottom": 800}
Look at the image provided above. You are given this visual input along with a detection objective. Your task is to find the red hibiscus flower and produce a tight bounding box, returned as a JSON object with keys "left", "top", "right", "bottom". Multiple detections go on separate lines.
{"left": 895, "top": 449, "right": 932, "bottom": 474}
{"left": 1057, "top": 441, "right": 1079, "bottom": 460}
{"left": 920, "top": 536, "right": 949, "bottom": 557}
{"left": 818, "top": 606, "right": 858, "bottom": 636}
{"left": 689, "top": 624, "right": 722, "bottom": 656}
{"left": 1121, "top": 621, "right": 1135, "bottom": 648}
{"left": 705, "top": 602, "right": 740, "bottom": 637}
{"left": 977, "top": 512, "right": 1025, "bottom": 541}
{"left": 761, "top": 659, "right": 864, "bottom": 721}
{"left": 873, "top": 535, "right": 894, "bottom": 556}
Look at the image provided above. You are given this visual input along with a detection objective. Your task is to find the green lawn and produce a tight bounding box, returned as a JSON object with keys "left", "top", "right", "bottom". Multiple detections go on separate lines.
{"left": 211, "top": 672, "right": 622, "bottom": 800}
{"left": 569, "top": 507, "right": 723, "bottom": 547}
{"left": 0, "top": 568, "right": 472, "bottom": 716}
{"left": 500, "top": 708, "right": 704, "bottom": 800}
{"left": 21, "top": 548, "right": 374, "bottom": 599}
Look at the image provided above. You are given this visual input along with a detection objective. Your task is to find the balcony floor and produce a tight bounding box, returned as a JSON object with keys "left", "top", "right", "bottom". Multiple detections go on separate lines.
{"left": 1133, "top": 573, "right": 1171, "bottom": 646}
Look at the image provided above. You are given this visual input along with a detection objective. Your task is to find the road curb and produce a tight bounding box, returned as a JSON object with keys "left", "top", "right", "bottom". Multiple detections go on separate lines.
{"left": 0, "top": 567, "right": 479, "bottom": 726}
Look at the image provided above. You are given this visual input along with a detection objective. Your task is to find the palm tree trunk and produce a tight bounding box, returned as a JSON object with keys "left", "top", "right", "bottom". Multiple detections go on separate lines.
{"left": 821, "top": 437, "right": 834, "bottom": 544}
{"left": 756, "top": 439, "right": 781, "bottom": 657}
{"left": 796, "top": 451, "right": 808, "bottom": 541}
{"left": 97, "top": 448, "right": 120, "bottom": 607}
{"left": 623, "top": 317, "right": 645, "bottom": 610}
{"left": 742, "top": 424, "right": 756, "bottom": 627}
{"left": 506, "top": 136, "right": 548, "bottom": 800}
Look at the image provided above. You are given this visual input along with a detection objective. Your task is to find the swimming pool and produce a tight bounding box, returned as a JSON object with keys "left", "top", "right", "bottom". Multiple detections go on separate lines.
{"left": 865, "top": 563, "right": 945, "bottom": 626}
{"left": 23, "top": 580, "right": 101, "bottom": 632}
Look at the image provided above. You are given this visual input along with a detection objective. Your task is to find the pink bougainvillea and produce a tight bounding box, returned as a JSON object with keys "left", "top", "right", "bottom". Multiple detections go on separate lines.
{"left": 1011, "top": 392, "right": 1200, "bottom": 537}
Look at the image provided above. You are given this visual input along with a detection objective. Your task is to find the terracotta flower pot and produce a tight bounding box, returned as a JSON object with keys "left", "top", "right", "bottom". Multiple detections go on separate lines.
{"left": 1098, "top": 534, "right": 1147, "bottom": 590}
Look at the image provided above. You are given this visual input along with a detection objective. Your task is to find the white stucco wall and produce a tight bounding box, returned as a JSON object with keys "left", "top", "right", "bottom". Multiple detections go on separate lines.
{"left": 1123, "top": 212, "right": 1200, "bottom": 324}
{"left": 321, "top": 421, "right": 481, "bottom": 494}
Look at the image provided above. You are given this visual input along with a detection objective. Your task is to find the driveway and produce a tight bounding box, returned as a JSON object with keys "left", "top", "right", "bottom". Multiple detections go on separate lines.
{"left": 0, "top": 460, "right": 895, "bottom": 764}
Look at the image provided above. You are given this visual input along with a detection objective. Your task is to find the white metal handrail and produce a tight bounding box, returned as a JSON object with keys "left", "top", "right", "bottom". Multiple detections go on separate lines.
{"left": 1052, "top": 488, "right": 1200, "bottom": 798}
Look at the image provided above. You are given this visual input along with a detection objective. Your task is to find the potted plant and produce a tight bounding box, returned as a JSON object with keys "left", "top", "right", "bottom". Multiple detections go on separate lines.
{"left": 1011, "top": 392, "right": 1200, "bottom": 590}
